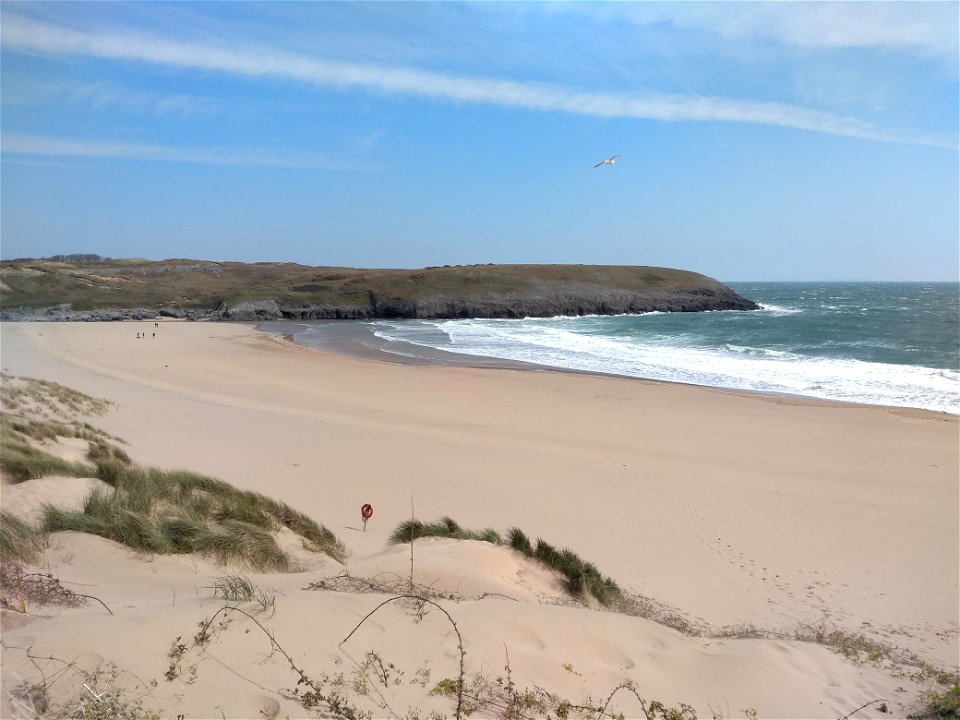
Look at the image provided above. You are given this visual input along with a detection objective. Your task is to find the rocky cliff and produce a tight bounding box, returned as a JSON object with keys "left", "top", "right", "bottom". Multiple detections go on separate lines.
{"left": 0, "top": 260, "right": 758, "bottom": 320}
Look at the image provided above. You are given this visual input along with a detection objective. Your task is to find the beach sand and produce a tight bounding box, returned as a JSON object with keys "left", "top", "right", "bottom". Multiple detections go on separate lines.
{"left": 1, "top": 320, "right": 957, "bottom": 719}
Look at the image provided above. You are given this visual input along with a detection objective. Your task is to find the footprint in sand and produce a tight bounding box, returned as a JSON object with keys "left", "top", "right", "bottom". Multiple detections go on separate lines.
{"left": 574, "top": 637, "right": 635, "bottom": 671}
{"left": 498, "top": 623, "right": 546, "bottom": 652}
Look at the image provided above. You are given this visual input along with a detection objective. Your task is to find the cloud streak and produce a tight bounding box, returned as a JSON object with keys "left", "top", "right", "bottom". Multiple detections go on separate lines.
{"left": 0, "top": 133, "right": 372, "bottom": 170}
{"left": 574, "top": 2, "right": 959, "bottom": 60}
{"left": 669, "top": 2, "right": 958, "bottom": 58}
{"left": 2, "top": 13, "right": 954, "bottom": 149}
{"left": 70, "top": 81, "right": 222, "bottom": 117}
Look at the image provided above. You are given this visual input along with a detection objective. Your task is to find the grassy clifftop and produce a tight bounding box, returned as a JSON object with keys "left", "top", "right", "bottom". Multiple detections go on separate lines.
{"left": 0, "top": 258, "right": 758, "bottom": 319}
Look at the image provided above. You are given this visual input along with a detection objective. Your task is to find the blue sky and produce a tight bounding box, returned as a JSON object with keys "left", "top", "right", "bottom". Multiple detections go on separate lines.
{"left": 1, "top": 1, "right": 957, "bottom": 281}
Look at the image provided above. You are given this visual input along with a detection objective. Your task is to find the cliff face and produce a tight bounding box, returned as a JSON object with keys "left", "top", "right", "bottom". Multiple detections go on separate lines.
{"left": 0, "top": 260, "right": 758, "bottom": 320}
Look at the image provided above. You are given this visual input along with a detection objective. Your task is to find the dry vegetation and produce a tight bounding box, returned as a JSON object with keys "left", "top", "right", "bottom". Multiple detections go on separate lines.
{"left": 0, "top": 257, "right": 727, "bottom": 312}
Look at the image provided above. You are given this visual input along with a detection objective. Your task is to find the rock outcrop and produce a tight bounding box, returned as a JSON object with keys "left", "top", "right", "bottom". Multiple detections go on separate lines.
{"left": 0, "top": 261, "right": 759, "bottom": 321}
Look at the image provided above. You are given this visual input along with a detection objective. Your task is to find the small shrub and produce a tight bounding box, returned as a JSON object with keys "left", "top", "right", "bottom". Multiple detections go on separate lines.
{"left": 212, "top": 573, "right": 256, "bottom": 601}
{"left": 65, "top": 662, "right": 161, "bottom": 720}
{"left": 210, "top": 573, "right": 276, "bottom": 613}
{"left": 911, "top": 683, "right": 960, "bottom": 719}
{"left": 0, "top": 562, "right": 86, "bottom": 610}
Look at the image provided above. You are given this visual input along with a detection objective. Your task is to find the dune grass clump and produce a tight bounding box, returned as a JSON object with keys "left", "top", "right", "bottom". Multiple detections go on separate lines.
{"left": 507, "top": 526, "right": 533, "bottom": 554}
{"left": 41, "top": 463, "right": 344, "bottom": 570}
{"left": 0, "top": 374, "right": 113, "bottom": 417}
{"left": 86, "top": 439, "right": 132, "bottom": 466}
{"left": 0, "top": 512, "right": 47, "bottom": 564}
{"left": 210, "top": 573, "right": 276, "bottom": 613}
{"left": 389, "top": 517, "right": 622, "bottom": 607}
{"left": 0, "top": 439, "right": 99, "bottom": 483}
{"left": 2, "top": 375, "right": 345, "bottom": 572}
{"left": 912, "top": 682, "right": 960, "bottom": 720}
{"left": 0, "top": 417, "right": 101, "bottom": 483}
{"left": 390, "top": 516, "right": 503, "bottom": 545}
{"left": 524, "top": 536, "right": 623, "bottom": 607}
{"left": 256, "top": 496, "right": 346, "bottom": 559}
{"left": 201, "top": 520, "right": 290, "bottom": 571}
{"left": 0, "top": 411, "right": 128, "bottom": 483}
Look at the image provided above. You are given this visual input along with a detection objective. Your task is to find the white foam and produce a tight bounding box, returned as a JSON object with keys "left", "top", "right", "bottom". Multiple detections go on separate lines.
{"left": 757, "top": 304, "right": 802, "bottom": 315}
{"left": 373, "top": 319, "right": 959, "bottom": 414}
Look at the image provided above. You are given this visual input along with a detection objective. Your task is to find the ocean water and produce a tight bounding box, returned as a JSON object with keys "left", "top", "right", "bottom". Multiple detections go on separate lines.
{"left": 364, "top": 283, "right": 959, "bottom": 414}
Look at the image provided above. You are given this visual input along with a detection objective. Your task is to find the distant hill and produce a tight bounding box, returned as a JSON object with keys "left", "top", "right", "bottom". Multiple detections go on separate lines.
{"left": 0, "top": 258, "right": 758, "bottom": 320}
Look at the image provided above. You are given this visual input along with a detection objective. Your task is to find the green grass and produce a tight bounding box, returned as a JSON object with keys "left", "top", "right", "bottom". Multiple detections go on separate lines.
{"left": 0, "top": 512, "right": 47, "bottom": 564}
{"left": 210, "top": 573, "right": 257, "bottom": 602}
{"left": 0, "top": 434, "right": 100, "bottom": 483}
{"left": 86, "top": 440, "right": 132, "bottom": 465}
{"left": 208, "top": 573, "right": 277, "bottom": 613}
{"left": 41, "top": 463, "right": 344, "bottom": 570}
{"left": 256, "top": 496, "right": 345, "bottom": 559}
{"left": 2, "top": 375, "right": 344, "bottom": 571}
{"left": 911, "top": 682, "right": 960, "bottom": 719}
{"left": 0, "top": 386, "right": 130, "bottom": 481}
{"left": 389, "top": 517, "right": 623, "bottom": 607}
{"left": 200, "top": 520, "right": 290, "bottom": 572}
{"left": 1, "top": 258, "right": 727, "bottom": 312}
{"left": 526, "top": 536, "right": 622, "bottom": 607}
{"left": 0, "top": 375, "right": 113, "bottom": 417}
{"left": 390, "top": 516, "right": 503, "bottom": 546}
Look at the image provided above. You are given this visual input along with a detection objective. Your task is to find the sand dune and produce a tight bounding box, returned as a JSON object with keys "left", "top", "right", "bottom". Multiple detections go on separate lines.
{"left": 1, "top": 321, "right": 956, "bottom": 718}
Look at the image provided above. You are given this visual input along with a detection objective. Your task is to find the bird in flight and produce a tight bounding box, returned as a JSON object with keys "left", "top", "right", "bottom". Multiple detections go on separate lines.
{"left": 593, "top": 154, "right": 621, "bottom": 168}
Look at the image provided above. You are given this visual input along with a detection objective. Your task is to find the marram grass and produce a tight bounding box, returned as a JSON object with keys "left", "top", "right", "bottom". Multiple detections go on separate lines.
{"left": 0, "top": 511, "right": 47, "bottom": 564}
{"left": 390, "top": 516, "right": 503, "bottom": 546}
{"left": 2, "top": 375, "right": 345, "bottom": 571}
{"left": 389, "top": 517, "right": 622, "bottom": 607}
{"left": 42, "top": 464, "right": 344, "bottom": 570}
{"left": 0, "top": 410, "right": 126, "bottom": 483}
{"left": 0, "top": 434, "right": 100, "bottom": 483}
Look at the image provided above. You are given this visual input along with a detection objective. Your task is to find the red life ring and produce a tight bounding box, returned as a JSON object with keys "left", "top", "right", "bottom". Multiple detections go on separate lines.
{"left": 361, "top": 503, "right": 374, "bottom": 520}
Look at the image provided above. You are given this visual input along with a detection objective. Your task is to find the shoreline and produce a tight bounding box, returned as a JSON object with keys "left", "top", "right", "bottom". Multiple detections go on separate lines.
{"left": 257, "top": 319, "right": 956, "bottom": 419}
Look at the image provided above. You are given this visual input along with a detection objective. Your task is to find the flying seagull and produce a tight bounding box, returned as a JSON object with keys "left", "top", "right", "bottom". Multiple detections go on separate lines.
{"left": 593, "top": 154, "right": 621, "bottom": 168}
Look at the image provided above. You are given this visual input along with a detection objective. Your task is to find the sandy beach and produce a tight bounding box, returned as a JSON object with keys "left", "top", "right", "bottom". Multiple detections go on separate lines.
{"left": 1, "top": 320, "right": 957, "bottom": 719}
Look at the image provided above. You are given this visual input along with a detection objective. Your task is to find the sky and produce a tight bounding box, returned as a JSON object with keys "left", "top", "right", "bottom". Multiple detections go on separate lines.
{"left": 1, "top": 1, "right": 957, "bottom": 281}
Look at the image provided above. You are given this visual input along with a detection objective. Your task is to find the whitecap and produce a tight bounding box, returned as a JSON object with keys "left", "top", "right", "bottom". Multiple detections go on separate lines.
{"left": 373, "top": 319, "right": 959, "bottom": 414}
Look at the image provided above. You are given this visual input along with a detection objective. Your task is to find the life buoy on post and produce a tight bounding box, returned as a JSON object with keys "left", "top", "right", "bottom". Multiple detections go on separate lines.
{"left": 361, "top": 503, "right": 374, "bottom": 531}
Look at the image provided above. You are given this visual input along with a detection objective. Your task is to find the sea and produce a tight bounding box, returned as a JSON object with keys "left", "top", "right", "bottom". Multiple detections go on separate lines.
{"left": 293, "top": 283, "right": 960, "bottom": 414}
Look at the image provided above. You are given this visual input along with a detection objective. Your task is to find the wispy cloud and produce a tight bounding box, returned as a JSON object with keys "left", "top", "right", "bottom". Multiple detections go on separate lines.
{"left": 683, "top": 2, "right": 957, "bottom": 58}
{"left": 576, "top": 2, "right": 959, "bottom": 59}
{"left": 70, "top": 81, "right": 221, "bottom": 117}
{"left": 0, "top": 132, "right": 374, "bottom": 170}
{"left": 2, "top": 13, "right": 955, "bottom": 149}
